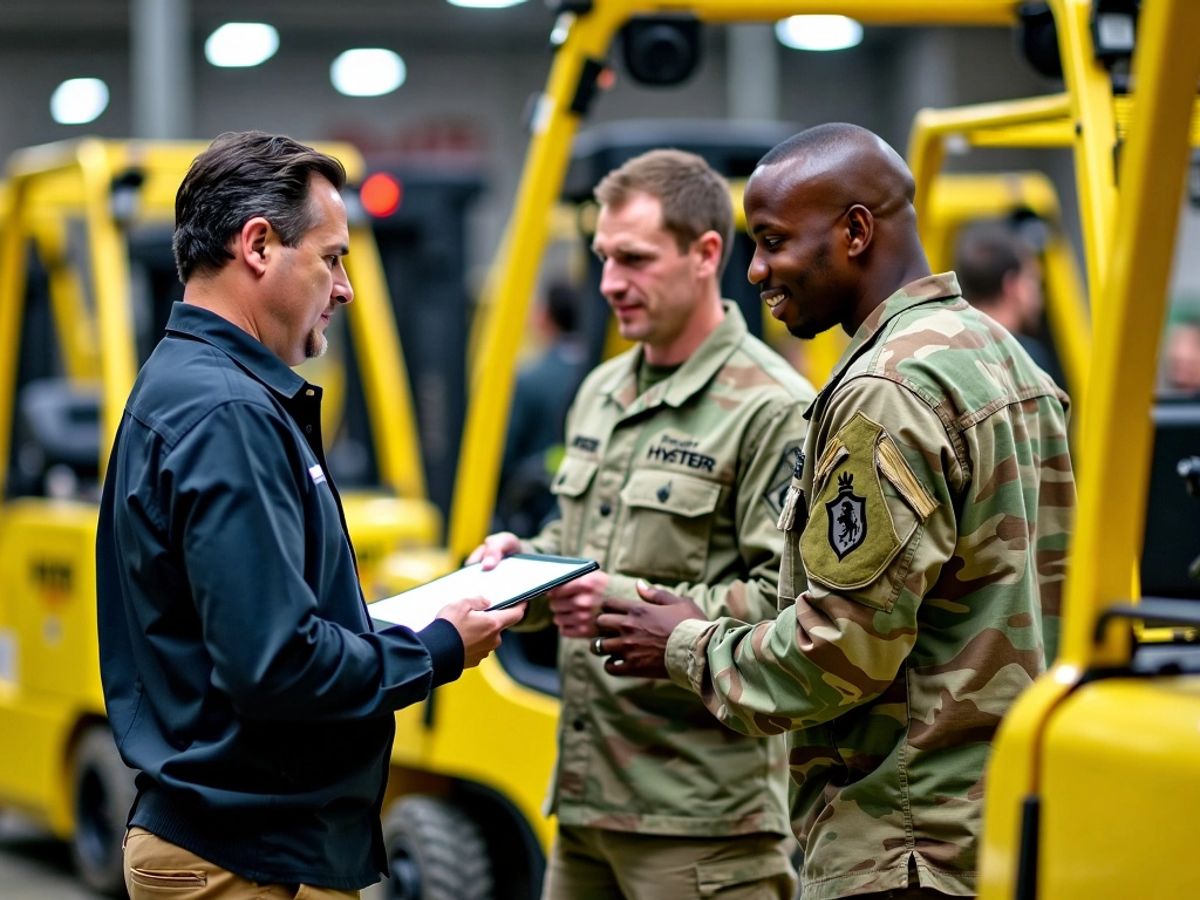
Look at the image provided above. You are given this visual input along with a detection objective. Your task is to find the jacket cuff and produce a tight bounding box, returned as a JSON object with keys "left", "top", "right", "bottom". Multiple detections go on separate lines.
{"left": 416, "top": 618, "right": 465, "bottom": 688}
{"left": 665, "top": 618, "right": 719, "bottom": 693}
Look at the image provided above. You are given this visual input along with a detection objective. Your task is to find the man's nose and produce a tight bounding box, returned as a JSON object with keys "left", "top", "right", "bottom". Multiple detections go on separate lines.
{"left": 747, "top": 252, "right": 768, "bottom": 285}
{"left": 599, "top": 260, "right": 625, "bottom": 298}
{"left": 334, "top": 276, "right": 354, "bottom": 305}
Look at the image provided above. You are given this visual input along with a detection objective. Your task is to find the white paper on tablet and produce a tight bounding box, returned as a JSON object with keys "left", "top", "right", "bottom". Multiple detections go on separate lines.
{"left": 367, "top": 553, "right": 598, "bottom": 632}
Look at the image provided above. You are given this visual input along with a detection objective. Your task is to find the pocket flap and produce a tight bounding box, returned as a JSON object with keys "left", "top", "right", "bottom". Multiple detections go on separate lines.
{"left": 550, "top": 456, "right": 597, "bottom": 498}
{"left": 619, "top": 470, "right": 721, "bottom": 518}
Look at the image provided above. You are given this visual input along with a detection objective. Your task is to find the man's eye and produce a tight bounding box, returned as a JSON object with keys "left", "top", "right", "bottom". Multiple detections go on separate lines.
{"left": 760, "top": 236, "right": 782, "bottom": 251}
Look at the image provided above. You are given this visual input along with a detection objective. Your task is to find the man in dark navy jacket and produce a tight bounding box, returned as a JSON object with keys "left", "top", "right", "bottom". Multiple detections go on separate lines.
{"left": 96, "top": 131, "right": 523, "bottom": 899}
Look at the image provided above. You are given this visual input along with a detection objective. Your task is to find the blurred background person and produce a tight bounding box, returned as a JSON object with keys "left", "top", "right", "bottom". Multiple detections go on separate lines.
{"left": 1162, "top": 298, "right": 1200, "bottom": 395}
{"left": 495, "top": 280, "right": 588, "bottom": 535}
{"left": 955, "top": 219, "right": 1065, "bottom": 388}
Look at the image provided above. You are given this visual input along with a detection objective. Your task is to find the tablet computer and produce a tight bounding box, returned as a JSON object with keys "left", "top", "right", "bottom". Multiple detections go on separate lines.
{"left": 368, "top": 553, "right": 598, "bottom": 632}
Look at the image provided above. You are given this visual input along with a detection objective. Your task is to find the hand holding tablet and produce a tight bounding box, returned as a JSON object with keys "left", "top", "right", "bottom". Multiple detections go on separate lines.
{"left": 369, "top": 554, "right": 599, "bottom": 632}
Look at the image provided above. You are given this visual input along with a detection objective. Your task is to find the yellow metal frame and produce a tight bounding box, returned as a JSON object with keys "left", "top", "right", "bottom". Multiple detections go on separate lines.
{"left": 0, "top": 139, "right": 427, "bottom": 502}
{"left": 921, "top": 171, "right": 1090, "bottom": 414}
{"left": 979, "top": 0, "right": 1200, "bottom": 894}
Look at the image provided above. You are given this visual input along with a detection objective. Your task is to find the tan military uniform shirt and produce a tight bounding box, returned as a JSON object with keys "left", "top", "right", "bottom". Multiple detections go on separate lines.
{"left": 667, "top": 275, "right": 1075, "bottom": 897}
{"left": 525, "top": 303, "right": 815, "bottom": 838}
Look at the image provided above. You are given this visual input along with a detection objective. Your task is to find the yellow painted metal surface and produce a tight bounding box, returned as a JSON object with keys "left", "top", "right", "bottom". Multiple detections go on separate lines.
{"left": 980, "top": 0, "right": 1200, "bottom": 895}
{"left": 1056, "top": 0, "right": 1200, "bottom": 673}
{"left": 1039, "top": 680, "right": 1200, "bottom": 897}
{"left": 388, "top": 659, "right": 561, "bottom": 849}
{"left": 0, "top": 499, "right": 103, "bottom": 835}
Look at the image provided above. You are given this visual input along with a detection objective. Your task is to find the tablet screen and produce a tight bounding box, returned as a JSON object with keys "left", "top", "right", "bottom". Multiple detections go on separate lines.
{"left": 368, "top": 554, "right": 597, "bottom": 632}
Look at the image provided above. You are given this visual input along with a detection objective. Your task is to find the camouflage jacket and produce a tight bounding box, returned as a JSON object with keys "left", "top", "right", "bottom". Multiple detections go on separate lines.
{"left": 666, "top": 275, "right": 1075, "bottom": 897}
{"left": 525, "top": 304, "right": 815, "bottom": 837}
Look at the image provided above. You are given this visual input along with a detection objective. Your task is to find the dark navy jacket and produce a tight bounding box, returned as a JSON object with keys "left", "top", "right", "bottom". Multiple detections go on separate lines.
{"left": 96, "top": 302, "right": 463, "bottom": 889}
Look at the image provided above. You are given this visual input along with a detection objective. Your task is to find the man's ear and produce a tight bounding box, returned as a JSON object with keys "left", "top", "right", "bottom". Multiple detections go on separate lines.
{"left": 692, "top": 230, "right": 724, "bottom": 280}
{"left": 844, "top": 205, "right": 874, "bottom": 259}
{"left": 239, "top": 217, "right": 273, "bottom": 276}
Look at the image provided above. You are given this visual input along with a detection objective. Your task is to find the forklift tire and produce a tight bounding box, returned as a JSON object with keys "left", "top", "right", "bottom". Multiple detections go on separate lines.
{"left": 70, "top": 727, "right": 136, "bottom": 897}
{"left": 382, "top": 795, "right": 493, "bottom": 900}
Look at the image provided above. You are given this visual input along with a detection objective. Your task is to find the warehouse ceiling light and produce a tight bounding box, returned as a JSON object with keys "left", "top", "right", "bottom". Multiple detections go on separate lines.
{"left": 205, "top": 22, "right": 279, "bottom": 68}
{"left": 775, "top": 15, "right": 864, "bottom": 52}
{"left": 50, "top": 77, "right": 109, "bottom": 125}
{"left": 331, "top": 49, "right": 406, "bottom": 97}
{"left": 446, "top": 0, "right": 528, "bottom": 8}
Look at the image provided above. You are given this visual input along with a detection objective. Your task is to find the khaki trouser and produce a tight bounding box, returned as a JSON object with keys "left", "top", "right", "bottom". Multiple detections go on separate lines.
{"left": 123, "top": 827, "right": 360, "bottom": 900}
{"left": 543, "top": 824, "right": 797, "bottom": 900}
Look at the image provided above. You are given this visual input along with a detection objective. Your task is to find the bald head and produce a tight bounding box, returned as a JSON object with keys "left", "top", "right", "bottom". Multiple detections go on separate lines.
{"left": 743, "top": 123, "right": 931, "bottom": 338}
{"left": 756, "top": 123, "right": 916, "bottom": 225}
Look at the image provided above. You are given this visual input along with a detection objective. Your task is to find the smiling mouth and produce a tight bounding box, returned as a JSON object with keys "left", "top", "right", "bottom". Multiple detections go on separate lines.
{"left": 761, "top": 290, "right": 788, "bottom": 310}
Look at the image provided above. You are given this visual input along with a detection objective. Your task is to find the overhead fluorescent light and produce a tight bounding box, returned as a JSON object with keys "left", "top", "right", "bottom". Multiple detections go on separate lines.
{"left": 330, "top": 49, "right": 407, "bottom": 98}
{"left": 775, "top": 15, "right": 864, "bottom": 52}
{"left": 205, "top": 22, "right": 280, "bottom": 68}
{"left": 50, "top": 78, "right": 109, "bottom": 125}
{"left": 447, "top": 0, "right": 527, "bottom": 8}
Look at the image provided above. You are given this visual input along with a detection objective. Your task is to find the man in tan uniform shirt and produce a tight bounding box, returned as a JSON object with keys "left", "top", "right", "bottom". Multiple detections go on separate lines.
{"left": 472, "top": 149, "right": 814, "bottom": 899}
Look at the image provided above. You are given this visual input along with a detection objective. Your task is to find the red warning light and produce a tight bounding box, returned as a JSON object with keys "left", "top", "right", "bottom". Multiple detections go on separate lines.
{"left": 360, "top": 172, "right": 403, "bottom": 218}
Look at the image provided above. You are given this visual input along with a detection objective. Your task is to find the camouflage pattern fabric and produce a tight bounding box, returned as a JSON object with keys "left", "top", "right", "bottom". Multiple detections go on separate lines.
{"left": 665, "top": 274, "right": 1075, "bottom": 898}
{"left": 524, "top": 303, "right": 815, "bottom": 837}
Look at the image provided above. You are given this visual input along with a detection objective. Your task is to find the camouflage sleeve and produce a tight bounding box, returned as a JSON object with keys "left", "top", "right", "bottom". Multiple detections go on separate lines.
{"left": 661, "top": 398, "right": 809, "bottom": 623}
{"left": 671, "top": 377, "right": 962, "bottom": 735}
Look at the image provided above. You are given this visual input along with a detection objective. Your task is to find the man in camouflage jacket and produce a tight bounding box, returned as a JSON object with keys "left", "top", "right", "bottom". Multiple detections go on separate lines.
{"left": 472, "top": 149, "right": 814, "bottom": 899}
{"left": 596, "top": 125, "right": 1075, "bottom": 900}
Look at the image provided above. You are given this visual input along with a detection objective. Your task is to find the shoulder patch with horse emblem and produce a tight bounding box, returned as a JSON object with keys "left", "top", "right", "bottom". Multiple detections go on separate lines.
{"left": 801, "top": 411, "right": 914, "bottom": 596}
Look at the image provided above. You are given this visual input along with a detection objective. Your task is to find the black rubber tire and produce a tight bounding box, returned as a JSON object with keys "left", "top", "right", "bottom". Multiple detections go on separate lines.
{"left": 382, "top": 795, "right": 493, "bottom": 900}
{"left": 70, "top": 727, "right": 136, "bottom": 897}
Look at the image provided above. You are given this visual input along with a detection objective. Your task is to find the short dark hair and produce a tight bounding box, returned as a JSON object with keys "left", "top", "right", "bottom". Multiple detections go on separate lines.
{"left": 173, "top": 131, "right": 347, "bottom": 283}
{"left": 544, "top": 281, "right": 580, "bottom": 334}
{"left": 955, "top": 221, "right": 1035, "bottom": 304}
{"left": 594, "top": 148, "right": 734, "bottom": 274}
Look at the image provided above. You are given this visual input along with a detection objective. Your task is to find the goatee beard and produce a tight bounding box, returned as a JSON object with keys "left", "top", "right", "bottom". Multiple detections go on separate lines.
{"left": 305, "top": 329, "right": 328, "bottom": 359}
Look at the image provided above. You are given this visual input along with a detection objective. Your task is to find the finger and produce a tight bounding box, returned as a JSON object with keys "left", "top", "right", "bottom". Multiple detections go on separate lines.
{"left": 492, "top": 603, "right": 526, "bottom": 629}
{"left": 604, "top": 656, "right": 632, "bottom": 677}
{"left": 589, "top": 635, "right": 609, "bottom": 656}
{"left": 547, "top": 579, "right": 584, "bottom": 599}
{"left": 465, "top": 545, "right": 485, "bottom": 565}
{"left": 635, "top": 579, "right": 677, "bottom": 606}
{"left": 464, "top": 596, "right": 491, "bottom": 611}
{"left": 599, "top": 595, "right": 635, "bottom": 616}
{"left": 594, "top": 612, "right": 624, "bottom": 633}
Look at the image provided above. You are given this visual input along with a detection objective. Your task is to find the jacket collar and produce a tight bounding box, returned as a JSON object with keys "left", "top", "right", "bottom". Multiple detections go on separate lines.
{"left": 164, "top": 301, "right": 308, "bottom": 399}
{"left": 805, "top": 272, "right": 963, "bottom": 421}
{"left": 599, "top": 301, "right": 747, "bottom": 418}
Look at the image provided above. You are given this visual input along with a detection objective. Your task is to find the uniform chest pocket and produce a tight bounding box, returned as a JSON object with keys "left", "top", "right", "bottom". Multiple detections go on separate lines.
{"left": 612, "top": 470, "right": 722, "bottom": 583}
{"left": 550, "top": 455, "right": 598, "bottom": 546}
